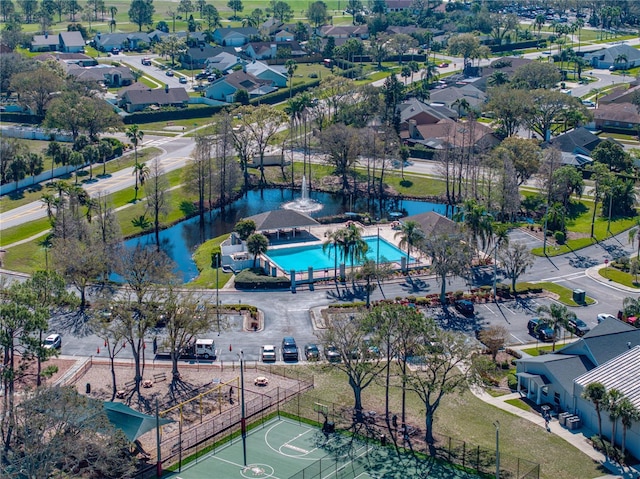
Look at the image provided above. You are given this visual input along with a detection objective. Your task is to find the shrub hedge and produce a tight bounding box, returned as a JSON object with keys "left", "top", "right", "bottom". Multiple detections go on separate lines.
{"left": 234, "top": 268, "right": 291, "bottom": 290}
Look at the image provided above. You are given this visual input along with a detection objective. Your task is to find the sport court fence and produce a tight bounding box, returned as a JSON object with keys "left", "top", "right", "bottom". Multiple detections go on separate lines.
{"left": 281, "top": 395, "right": 540, "bottom": 479}
{"left": 136, "top": 368, "right": 313, "bottom": 478}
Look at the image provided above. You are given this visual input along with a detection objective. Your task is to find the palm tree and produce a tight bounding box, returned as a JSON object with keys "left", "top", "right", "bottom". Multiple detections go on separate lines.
{"left": 582, "top": 382, "right": 607, "bottom": 447}
{"left": 40, "top": 193, "right": 59, "bottom": 225}
{"left": 246, "top": 233, "right": 268, "bottom": 268}
{"left": 614, "top": 53, "right": 628, "bottom": 71}
{"left": 536, "top": 303, "right": 576, "bottom": 351}
{"left": 619, "top": 397, "right": 639, "bottom": 459}
{"left": 323, "top": 228, "right": 346, "bottom": 281}
{"left": 452, "top": 98, "right": 470, "bottom": 118}
{"left": 126, "top": 125, "right": 144, "bottom": 201}
{"left": 394, "top": 220, "right": 424, "bottom": 268}
{"left": 132, "top": 162, "right": 150, "bottom": 201}
{"left": 46, "top": 141, "right": 61, "bottom": 182}
{"left": 454, "top": 199, "right": 493, "bottom": 251}
{"left": 534, "top": 14, "right": 545, "bottom": 37}
{"left": 285, "top": 59, "right": 297, "bottom": 98}
{"left": 604, "top": 388, "right": 624, "bottom": 448}
{"left": 628, "top": 221, "right": 640, "bottom": 259}
{"left": 68, "top": 151, "right": 84, "bottom": 184}
{"left": 590, "top": 88, "right": 603, "bottom": 107}
{"left": 487, "top": 71, "right": 509, "bottom": 87}
{"left": 422, "top": 61, "right": 438, "bottom": 84}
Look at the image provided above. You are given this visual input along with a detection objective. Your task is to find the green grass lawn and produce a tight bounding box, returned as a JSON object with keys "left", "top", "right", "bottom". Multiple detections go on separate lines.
{"left": 532, "top": 200, "right": 637, "bottom": 257}
{"left": 299, "top": 366, "right": 604, "bottom": 479}
{"left": 534, "top": 282, "right": 595, "bottom": 307}
{"left": 188, "top": 234, "right": 233, "bottom": 288}
{"left": 0, "top": 147, "right": 162, "bottom": 214}
{"left": 598, "top": 266, "right": 640, "bottom": 289}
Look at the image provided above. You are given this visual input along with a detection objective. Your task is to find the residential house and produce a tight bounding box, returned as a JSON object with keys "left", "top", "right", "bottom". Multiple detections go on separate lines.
{"left": 399, "top": 98, "right": 458, "bottom": 131}
{"left": 584, "top": 43, "right": 640, "bottom": 70}
{"left": 245, "top": 61, "right": 288, "bottom": 88}
{"left": 274, "top": 30, "right": 295, "bottom": 42}
{"left": 593, "top": 103, "right": 640, "bottom": 133}
{"left": 65, "top": 64, "right": 135, "bottom": 87}
{"left": 543, "top": 127, "right": 602, "bottom": 167}
{"left": 472, "top": 57, "right": 534, "bottom": 91}
{"left": 243, "top": 41, "right": 306, "bottom": 60}
{"left": 320, "top": 25, "right": 368, "bottom": 40}
{"left": 402, "top": 117, "right": 499, "bottom": 152}
{"left": 149, "top": 30, "right": 207, "bottom": 46}
{"left": 261, "top": 18, "right": 284, "bottom": 36}
{"left": 31, "top": 33, "right": 63, "bottom": 52}
{"left": 205, "top": 70, "right": 276, "bottom": 103}
{"left": 93, "top": 32, "right": 151, "bottom": 52}
{"left": 59, "top": 31, "right": 85, "bottom": 53}
{"left": 34, "top": 52, "right": 98, "bottom": 67}
{"left": 180, "top": 45, "right": 235, "bottom": 69}
{"left": 205, "top": 52, "right": 246, "bottom": 74}
{"left": 385, "top": 0, "right": 415, "bottom": 12}
{"left": 212, "top": 27, "right": 259, "bottom": 47}
{"left": 598, "top": 83, "right": 640, "bottom": 106}
{"left": 428, "top": 84, "right": 487, "bottom": 114}
{"left": 31, "top": 32, "right": 84, "bottom": 52}
{"left": 118, "top": 85, "right": 189, "bottom": 112}
{"left": 516, "top": 318, "right": 640, "bottom": 460}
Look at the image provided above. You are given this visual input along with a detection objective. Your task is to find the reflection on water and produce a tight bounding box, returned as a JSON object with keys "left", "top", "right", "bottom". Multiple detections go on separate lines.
{"left": 125, "top": 188, "right": 449, "bottom": 282}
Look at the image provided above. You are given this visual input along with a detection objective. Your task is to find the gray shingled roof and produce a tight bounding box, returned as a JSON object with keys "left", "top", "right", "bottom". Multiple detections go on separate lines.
{"left": 404, "top": 211, "right": 459, "bottom": 237}
{"left": 122, "top": 87, "right": 189, "bottom": 106}
{"left": 244, "top": 210, "right": 319, "bottom": 231}
{"left": 521, "top": 353, "right": 595, "bottom": 393}
{"left": 544, "top": 127, "right": 602, "bottom": 154}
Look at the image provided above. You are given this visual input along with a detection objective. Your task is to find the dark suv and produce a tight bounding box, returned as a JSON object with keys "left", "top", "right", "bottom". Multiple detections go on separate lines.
{"left": 454, "top": 299, "right": 474, "bottom": 316}
{"left": 527, "top": 318, "right": 555, "bottom": 341}
{"left": 568, "top": 318, "right": 590, "bottom": 337}
{"left": 281, "top": 336, "right": 299, "bottom": 361}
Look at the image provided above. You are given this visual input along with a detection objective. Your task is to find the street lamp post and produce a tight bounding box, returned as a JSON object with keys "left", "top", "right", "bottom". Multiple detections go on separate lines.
{"left": 493, "top": 420, "right": 500, "bottom": 479}
{"left": 215, "top": 254, "right": 220, "bottom": 336}
{"left": 238, "top": 350, "right": 247, "bottom": 466}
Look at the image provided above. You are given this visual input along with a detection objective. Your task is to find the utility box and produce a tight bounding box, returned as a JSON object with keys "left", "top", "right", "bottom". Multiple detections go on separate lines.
{"left": 573, "top": 289, "right": 586, "bottom": 304}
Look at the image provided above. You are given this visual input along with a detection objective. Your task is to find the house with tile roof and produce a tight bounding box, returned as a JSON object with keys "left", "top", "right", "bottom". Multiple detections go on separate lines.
{"left": 118, "top": 85, "right": 189, "bottom": 112}
{"left": 402, "top": 118, "right": 499, "bottom": 152}
{"left": 518, "top": 318, "right": 640, "bottom": 459}
{"left": 212, "top": 27, "right": 259, "bottom": 46}
{"left": 584, "top": 43, "right": 640, "bottom": 70}
{"left": 204, "top": 70, "right": 276, "bottom": 103}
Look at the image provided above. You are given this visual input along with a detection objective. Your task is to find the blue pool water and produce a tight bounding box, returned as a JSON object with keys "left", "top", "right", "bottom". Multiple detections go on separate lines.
{"left": 265, "top": 237, "right": 410, "bottom": 273}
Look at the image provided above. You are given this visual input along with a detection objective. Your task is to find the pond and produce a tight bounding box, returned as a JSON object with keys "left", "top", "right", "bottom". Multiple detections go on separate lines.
{"left": 125, "top": 188, "right": 450, "bottom": 282}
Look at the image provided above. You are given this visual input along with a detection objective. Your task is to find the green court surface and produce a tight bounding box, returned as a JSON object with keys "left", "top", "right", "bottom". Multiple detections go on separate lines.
{"left": 164, "top": 417, "right": 482, "bottom": 479}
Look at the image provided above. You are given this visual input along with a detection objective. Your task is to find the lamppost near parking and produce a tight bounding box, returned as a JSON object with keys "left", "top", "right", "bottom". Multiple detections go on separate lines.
{"left": 493, "top": 420, "right": 500, "bottom": 479}
{"left": 238, "top": 350, "right": 247, "bottom": 466}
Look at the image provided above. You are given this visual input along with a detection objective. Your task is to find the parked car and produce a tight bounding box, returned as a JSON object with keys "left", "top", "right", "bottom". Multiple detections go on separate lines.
{"left": 281, "top": 336, "right": 299, "bottom": 361}
{"left": 324, "top": 345, "right": 341, "bottom": 363}
{"left": 454, "top": 299, "right": 474, "bottom": 316}
{"left": 304, "top": 343, "right": 319, "bottom": 360}
{"left": 179, "top": 77, "right": 187, "bottom": 84}
{"left": 261, "top": 345, "right": 276, "bottom": 362}
{"left": 568, "top": 318, "right": 590, "bottom": 336}
{"left": 527, "top": 318, "right": 554, "bottom": 341}
{"left": 43, "top": 333, "right": 62, "bottom": 349}
{"left": 582, "top": 100, "right": 596, "bottom": 107}
{"left": 363, "top": 339, "right": 381, "bottom": 358}
{"left": 597, "top": 313, "right": 617, "bottom": 323}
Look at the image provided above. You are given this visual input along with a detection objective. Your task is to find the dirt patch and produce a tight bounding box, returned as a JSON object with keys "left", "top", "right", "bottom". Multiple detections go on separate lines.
{"left": 14, "top": 357, "right": 77, "bottom": 390}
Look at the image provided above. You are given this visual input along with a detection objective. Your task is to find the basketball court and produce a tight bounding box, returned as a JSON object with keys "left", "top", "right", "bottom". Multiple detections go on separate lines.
{"left": 163, "top": 416, "right": 481, "bottom": 479}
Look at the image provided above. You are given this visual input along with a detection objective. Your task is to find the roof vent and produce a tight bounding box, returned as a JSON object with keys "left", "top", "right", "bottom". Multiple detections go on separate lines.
{"left": 628, "top": 341, "right": 632, "bottom": 349}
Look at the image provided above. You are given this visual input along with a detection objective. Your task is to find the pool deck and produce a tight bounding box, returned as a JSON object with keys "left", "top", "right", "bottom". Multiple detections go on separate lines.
{"left": 266, "top": 222, "right": 404, "bottom": 251}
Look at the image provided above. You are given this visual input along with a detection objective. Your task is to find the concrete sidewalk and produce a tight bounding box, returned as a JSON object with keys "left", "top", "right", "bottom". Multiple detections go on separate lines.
{"left": 472, "top": 387, "right": 640, "bottom": 479}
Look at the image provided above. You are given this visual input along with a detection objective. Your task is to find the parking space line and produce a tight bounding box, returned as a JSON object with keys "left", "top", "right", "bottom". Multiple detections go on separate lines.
{"left": 483, "top": 304, "right": 496, "bottom": 315}
{"left": 502, "top": 305, "right": 517, "bottom": 315}
{"left": 510, "top": 334, "right": 525, "bottom": 344}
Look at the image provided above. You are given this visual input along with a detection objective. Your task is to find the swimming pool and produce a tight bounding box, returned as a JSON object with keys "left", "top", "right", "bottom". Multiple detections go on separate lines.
{"left": 265, "top": 237, "right": 411, "bottom": 273}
